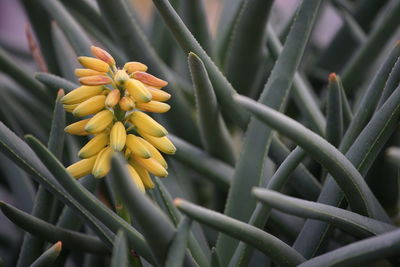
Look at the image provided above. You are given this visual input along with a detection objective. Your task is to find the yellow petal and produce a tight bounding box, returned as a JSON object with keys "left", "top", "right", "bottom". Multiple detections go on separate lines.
{"left": 110, "top": 122, "right": 126, "bottom": 151}
{"left": 119, "top": 96, "right": 135, "bottom": 111}
{"left": 137, "top": 138, "right": 167, "bottom": 168}
{"left": 92, "top": 146, "right": 113, "bottom": 178}
{"left": 105, "top": 89, "right": 120, "bottom": 108}
{"left": 133, "top": 155, "right": 168, "bottom": 177}
{"left": 129, "top": 111, "right": 167, "bottom": 137}
{"left": 90, "top": 46, "right": 115, "bottom": 65}
{"left": 146, "top": 86, "right": 171, "bottom": 101}
{"left": 139, "top": 131, "right": 176, "bottom": 154}
{"left": 75, "top": 68, "right": 105, "bottom": 77}
{"left": 64, "top": 119, "right": 91, "bottom": 136}
{"left": 78, "top": 56, "right": 110, "bottom": 72}
{"left": 66, "top": 155, "right": 97, "bottom": 179}
{"left": 123, "top": 61, "right": 148, "bottom": 73}
{"left": 129, "top": 159, "right": 155, "bottom": 189}
{"left": 78, "top": 133, "right": 109, "bottom": 158}
{"left": 136, "top": 101, "right": 170, "bottom": 113}
{"left": 126, "top": 164, "right": 145, "bottom": 192}
{"left": 72, "top": 95, "right": 106, "bottom": 117}
{"left": 85, "top": 109, "right": 114, "bottom": 134}
{"left": 79, "top": 75, "right": 112, "bottom": 86}
{"left": 63, "top": 103, "right": 79, "bottom": 113}
{"left": 132, "top": 71, "right": 168, "bottom": 87}
{"left": 61, "top": 86, "right": 104, "bottom": 105}
{"left": 125, "top": 79, "right": 152, "bottom": 103}
{"left": 125, "top": 134, "right": 151, "bottom": 158}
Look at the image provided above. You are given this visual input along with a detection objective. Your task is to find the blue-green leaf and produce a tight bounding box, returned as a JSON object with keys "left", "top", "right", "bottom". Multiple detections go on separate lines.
{"left": 165, "top": 217, "right": 192, "bottom": 267}
{"left": 111, "top": 231, "right": 129, "bottom": 267}
{"left": 30, "top": 241, "right": 62, "bottom": 267}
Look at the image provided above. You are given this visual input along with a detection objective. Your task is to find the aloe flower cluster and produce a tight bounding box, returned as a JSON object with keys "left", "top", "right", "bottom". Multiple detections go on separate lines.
{"left": 62, "top": 46, "right": 175, "bottom": 191}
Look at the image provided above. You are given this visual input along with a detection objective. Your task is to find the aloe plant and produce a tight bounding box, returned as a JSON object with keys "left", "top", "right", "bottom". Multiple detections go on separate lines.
{"left": 0, "top": 0, "right": 400, "bottom": 266}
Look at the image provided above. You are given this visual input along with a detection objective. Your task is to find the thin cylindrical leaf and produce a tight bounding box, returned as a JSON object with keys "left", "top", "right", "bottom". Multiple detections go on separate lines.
{"left": 165, "top": 217, "right": 192, "bottom": 267}
{"left": 30, "top": 241, "right": 62, "bottom": 267}
{"left": 376, "top": 55, "right": 400, "bottom": 109}
{"left": 326, "top": 73, "right": 343, "bottom": 147}
{"left": 35, "top": 72, "right": 78, "bottom": 92}
{"left": 111, "top": 231, "right": 128, "bottom": 267}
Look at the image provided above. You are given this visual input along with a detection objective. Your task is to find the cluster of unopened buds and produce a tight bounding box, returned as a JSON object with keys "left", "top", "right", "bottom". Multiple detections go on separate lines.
{"left": 62, "top": 46, "right": 175, "bottom": 192}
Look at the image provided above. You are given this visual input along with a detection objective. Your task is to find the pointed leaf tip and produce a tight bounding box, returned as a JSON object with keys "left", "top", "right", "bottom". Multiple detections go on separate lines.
{"left": 55, "top": 241, "right": 63, "bottom": 252}
{"left": 57, "top": 89, "right": 65, "bottom": 97}
{"left": 174, "top": 198, "right": 183, "bottom": 207}
{"left": 328, "top": 73, "right": 338, "bottom": 82}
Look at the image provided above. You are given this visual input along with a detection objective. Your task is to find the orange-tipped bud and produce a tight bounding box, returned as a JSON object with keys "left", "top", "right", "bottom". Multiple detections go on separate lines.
{"left": 72, "top": 95, "right": 106, "bottom": 117}
{"left": 126, "top": 164, "right": 145, "bottom": 192}
{"left": 78, "top": 56, "right": 110, "bottom": 72}
{"left": 79, "top": 75, "right": 112, "bottom": 86}
{"left": 64, "top": 119, "right": 91, "bottom": 136}
{"left": 85, "top": 109, "right": 114, "bottom": 134}
{"left": 125, "top": 134, "right": 151, "bottom": 158}
{"left": 129, "top": 159, "right": 154, "bottom": 189}
{"left": 146, "top": 86, "right": 171, "bottom": 101}
{"left": 75, "top": 68, "right": 105, "bottom": 77}
{"left": 105, "top": 89, "right": 120, "bottom": 108}
{"left": 133, "top": 155, "right": 168, "bottom": 177}
{"left": 66, "top": 155, "right": 97, "bottom": 179}
{"left": 119, "top": 96, "right": 135, "bottom": 111}
{"left": 123, "top": 61, "right": 148, "bottom": 73}
{"left": 92, "top": 146, "right": 113, "bottom": 178}
{"left": 139, "top": 131, "right": 176, "bottom": 154}
{"left": 61, "top": 86, "right": 104, "bottom": 105}
{"left": 91, "top": 46, "right": 115, "bottom": 65}
{"left": 78, "top": 133, "right": 109, "bottom": 158}
{"left": 110, "top": 122, "right": 126, "bottom": 151}
{"left": 129, "top": 111, "right": 168, "bottom": 137}
{"left": 125, "top": 79, "right": 152, "bottom": 102}
{"left": 136, "top": 101, "right": 170, "bottom": 113}
{"left": 114, "top": 69, "right": 129, "bottom": 86}
{"left": 132, "top": 72, "right": 168, "bottom": 87}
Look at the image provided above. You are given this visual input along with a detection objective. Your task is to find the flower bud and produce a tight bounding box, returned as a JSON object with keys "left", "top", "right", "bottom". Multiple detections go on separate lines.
{"left": 105, "top": 89, "right": 120, "bottom": 108}
{"left": 129, "top": 160, "right": 154, "bottom": 189}
{"left": 123, "top": 61, "right": 148, "bottom": 73}
{"left": 119, "top": 96, "right": 135, "bottom": 111}
{"left": 85, "top": 109, "right": 114, "bottom": 134}
{"left": 63, "top": 103, "right": 79, "bottom": 113}
{"left": 136, "top": 101, "right": 170, "bottom": 113}
{"left": 133, "top": 155, "right": 168, "bottom": 177}
{"left": 66, "top": 155, "right": 97, "bottom": 179}
{"left": 114, "top": 69, "right": 129, "bottom": 86}
{"left": 126, "top": 164, "right": 145, "bottom": 192}
{"left": 129, "top": 111, "right": 167, "bottom": 137}
{"left": 132, "top": 71, "right": 168, "bottom": 87}
{"left": 78, "top": 133, "right": 109, "bottom": 158}
{"left": 125, "top": 134, "right": 151, "bottom": 158}
{"left": 78, "top": 56, "right": 110, "bottom": 72}
{"left": 79, "top": 75, "right": 112, "bottom": 86}
{"left": 64, "top": 118, "right": 91, "bottom": 136}
{"left": 61, "top": 86, "right": 104, "bottom": 105}
{"left": 139, "top": 131, "right": 176, "bottom": 154}
{"left": 146, "top": 86, "right": 171, "bottom": 101}
{"left": 91, "top": 46, "right": 115, "bottom": 65}
{"left": 75, "top": 68, "right": 105, "bottom": 77}
{"left": 72, "top": 95, "right": 106, "bottom": 117}
{"left": 110, "top": 121, "right": 126, "bottom": 151}
{"left": 125, "top": 79, "right": 152, "bottom": 102}
{"left": 138, "top": 138, "right": 167, "bottom": 168}
{"left": 92, "top": 146, "right": 113, "bottom": 178}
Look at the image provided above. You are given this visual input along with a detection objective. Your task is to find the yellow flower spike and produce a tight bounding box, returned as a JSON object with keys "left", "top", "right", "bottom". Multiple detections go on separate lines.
{"left": 78, "top": 133, "right": 109, "bottom": 158}
{"left": 136, "top": 101, "right": 171, "bottom": 113}
{"left": 66, "top": 155, "right": 97, "bottom": 179}
{"left": 63, "top": 103, "right": 79, "bottom": 113}
{"left": 114, "top": 69, "right": 129, "bottom": 86}
{"left": 61, "top": 85, "right": 104, "bottom": 105}
{"left": 64, "top": 118, "right": 91, "bottom": 136}
{"left": 137, "top": 138, "right": 167, "bottom": 168}
{"left": 126, "top": 164, "right": 145, "bottom": 192}
{"left": 79, "top": 75, "right": 112, "bottom": 86}
{"left": 72, "top": 95, "right": 106, "bottom": 117}
{"left": 92, "top": 146, "right": 113, "bottom": 178}
{"left": 85, "top": 109, "right": 114, "bottom": 134}
{"left": 138, "top": 131, "right": 176, "bottom": 154}
{"left": 105, "top": 89, "right": 120, "bottom": 108}
{"left": 91, "top": 46, "right": 116, "bottom": 66}
{"left": 129, "top": 160, "right": 154, "bottom": 189}
{"left": 125, "top": 79, "right": 152, "bottom": 103}
{"left": 119, "top": 96, "right": 135, "bottom": 111}
{"left": 129, "top": 111, "right": 168, "bottom": 137}
{"left": 133, "top": 155, "right": 168, "bottom": 177}
{"left": 132, "top": 71, "right": 168, "bottom": 87}
{"left": 123, "top": 61, "right": 148, "bottom": 73}
{"left": 78, "top": 56, "right": 110, "bottom": 72}
{"left": 75, "top": 68, "right": 105, "bottom": 77}
{"left": 145, "top": 86, "right": 171, "bottom": 102}
{"left": 110, "top": 122, "right": 126, "bottom": 151}
{"left": 125, "top": 134, "right": 151, "bottom": 158}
